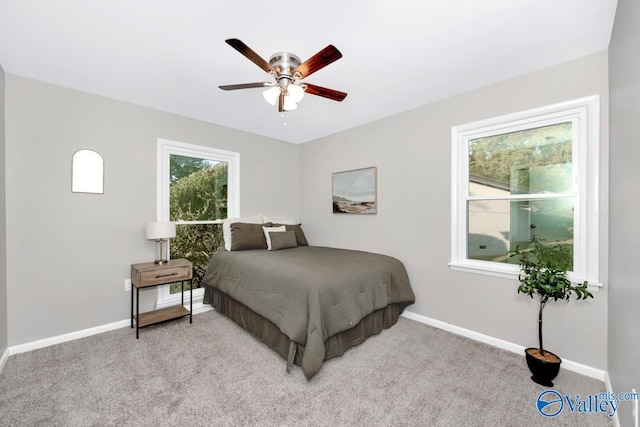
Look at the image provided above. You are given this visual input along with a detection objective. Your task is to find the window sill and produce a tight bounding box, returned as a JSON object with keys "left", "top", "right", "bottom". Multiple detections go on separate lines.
{"left": 448, "top": 261, "right": 603, "bottom": 292}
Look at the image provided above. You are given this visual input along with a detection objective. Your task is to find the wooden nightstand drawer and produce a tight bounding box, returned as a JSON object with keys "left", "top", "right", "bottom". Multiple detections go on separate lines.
{"left": 131, "top": 259, "right": 193, "bottom": 288}
{"left": 137, "top": 265, "right": 191, "bottom": 286}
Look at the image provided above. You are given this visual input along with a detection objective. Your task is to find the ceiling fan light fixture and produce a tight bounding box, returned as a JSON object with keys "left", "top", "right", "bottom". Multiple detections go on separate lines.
{"left": 287, "top": 84, "right": 304, "bottom": 103}
{"left": 262, "top": 86, "right": 280, "bottom": 105}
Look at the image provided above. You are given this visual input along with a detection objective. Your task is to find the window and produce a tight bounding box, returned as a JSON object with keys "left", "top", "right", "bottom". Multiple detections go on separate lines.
{"left": 156, "top": 139, "right": 240, "bottom": 308}
{"left": 450, "top": 96, "right": 600, "bottom": 287}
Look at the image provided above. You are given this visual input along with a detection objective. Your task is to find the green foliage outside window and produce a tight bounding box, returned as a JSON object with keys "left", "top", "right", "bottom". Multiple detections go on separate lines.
{"left": 170, "top": 223, "right": 224, "bottom": 292}
{"left": 168, "top": 157, "right": 228, "bottom": 292}
{"left": 169, "top": 157, "right": 228, "bottom": 222}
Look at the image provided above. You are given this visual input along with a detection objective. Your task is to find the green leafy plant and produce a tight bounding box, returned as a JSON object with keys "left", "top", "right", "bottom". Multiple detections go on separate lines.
{"left": 168, "top": 162, "right": 228, "bottom": 292}
{"left": 508, "top": 235, "right": 593, "bottom": 356}
{"left": 170, "top": 223, "right": 224, "bottom": 292}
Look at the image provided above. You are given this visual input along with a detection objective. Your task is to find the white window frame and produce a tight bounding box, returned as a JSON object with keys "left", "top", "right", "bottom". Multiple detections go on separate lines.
{"left": 450, "top": 95, "right": 601, "bottom": 289}
{"left": 155, "top": 138, "right": 240, "bottom": 308}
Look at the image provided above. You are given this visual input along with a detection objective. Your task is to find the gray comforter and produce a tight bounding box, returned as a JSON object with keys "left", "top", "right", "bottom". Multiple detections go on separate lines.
{"left": 202, "top": 246, "right": 415, "bottom": 378}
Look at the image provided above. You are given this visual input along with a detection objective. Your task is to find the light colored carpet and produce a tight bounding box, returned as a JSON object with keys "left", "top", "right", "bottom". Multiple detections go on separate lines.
{"left": 0, "top": 310, "right": 610, "bottom": 426}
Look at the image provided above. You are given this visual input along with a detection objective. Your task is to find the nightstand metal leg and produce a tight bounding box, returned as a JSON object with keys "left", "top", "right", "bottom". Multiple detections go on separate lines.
{"left": 136, "top": 286, "right": 139, "bottom": 339}
{"left": 130, "top": 282, "right": 134, "bottom": 329}
{"left": 190, "top": 279, "right": 193, "bottom": 324}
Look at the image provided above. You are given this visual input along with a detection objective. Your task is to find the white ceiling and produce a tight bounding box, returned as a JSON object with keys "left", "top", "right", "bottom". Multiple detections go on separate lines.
{"left": 0, "top": 0, "right": 618, "bottom": 144}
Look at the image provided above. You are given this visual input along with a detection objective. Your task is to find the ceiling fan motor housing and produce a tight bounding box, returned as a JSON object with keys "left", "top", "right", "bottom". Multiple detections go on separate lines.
{"left": 269, "top": 52, "right": 302, "bottom": 85}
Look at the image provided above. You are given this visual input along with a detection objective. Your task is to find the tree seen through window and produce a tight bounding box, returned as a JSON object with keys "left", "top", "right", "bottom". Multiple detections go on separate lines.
{"left": 169, "top": 155, "right": 227, "bottom": 292}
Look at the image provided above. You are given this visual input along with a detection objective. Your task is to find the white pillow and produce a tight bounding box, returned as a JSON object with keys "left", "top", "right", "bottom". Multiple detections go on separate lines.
{"left": 222, "top": 214, "right": 264, "bottom": 251}
{"left": 264, "top": 216, "right": 298, "bottom": 225}
{"left": 262, "top": 225, "right": 286, "bottom": 250}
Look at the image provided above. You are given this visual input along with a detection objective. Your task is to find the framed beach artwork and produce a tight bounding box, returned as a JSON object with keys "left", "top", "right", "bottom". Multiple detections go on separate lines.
{"left": 332, "top": 167, "right": 377, "bottom": 214}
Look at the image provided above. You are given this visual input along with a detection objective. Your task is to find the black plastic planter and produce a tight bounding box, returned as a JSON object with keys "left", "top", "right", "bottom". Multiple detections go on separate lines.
{"left": 525, "top": 347, "right": 562, "bottom": 387}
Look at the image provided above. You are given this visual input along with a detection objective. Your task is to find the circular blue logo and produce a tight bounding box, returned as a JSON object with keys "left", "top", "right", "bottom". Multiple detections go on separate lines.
{"left": 537, "top": 390, "right": 564, "bottom": 417}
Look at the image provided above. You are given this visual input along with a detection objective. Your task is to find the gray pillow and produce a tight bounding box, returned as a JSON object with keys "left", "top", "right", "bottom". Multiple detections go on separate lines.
{"left": 269, "top": 230, "right": 298, "bottom": 250}
{"left": 270, "top": 223, "right": 309, "bottom": 246}
{"left": 230, "top": 223, "right": 267, "bottom": 250}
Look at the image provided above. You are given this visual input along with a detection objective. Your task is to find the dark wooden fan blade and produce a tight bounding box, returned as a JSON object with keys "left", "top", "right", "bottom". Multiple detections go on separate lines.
{"left": 218, "top": 82, "right": 270, "bottom": 90}
{"left": 278, "top": 91, "right": 285, "bottom": 113}
{"left": 225, "top": 38, "right": 273, "bottom": 74}
{"left": 304, "top": 83, "right": 348, "bottom": 101}
{"left": 296, "top": 45, "right": 342, "bottom": 78}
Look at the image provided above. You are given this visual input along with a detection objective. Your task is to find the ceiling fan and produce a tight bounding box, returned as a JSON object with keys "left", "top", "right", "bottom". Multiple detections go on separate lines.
{"left": 219, "top": 38, "right": 347, "bottom": 113}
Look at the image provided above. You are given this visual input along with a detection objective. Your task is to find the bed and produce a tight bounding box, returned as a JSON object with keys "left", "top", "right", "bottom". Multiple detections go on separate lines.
{"left": 201, "top": 220, "right": 415, "bottom": 379}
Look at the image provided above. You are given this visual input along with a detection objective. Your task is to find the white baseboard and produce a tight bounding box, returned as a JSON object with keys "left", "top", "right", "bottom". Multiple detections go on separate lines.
{"left": 191, "top": 302, "right": 215, "bottom": 316}
{"left": 401, "top": 310, "right": 607, "bottom": 382}
{"left": 0, "top": 346, "right": 9, "bottom": 374}
{"left": 9, "top": 319, "right": 131, "bottom": 356}
{"left": 7, "top": 303, "right": 214, "bottom": 357}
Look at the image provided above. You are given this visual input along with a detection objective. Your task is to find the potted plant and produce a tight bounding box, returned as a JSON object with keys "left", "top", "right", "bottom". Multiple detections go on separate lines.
{"left": 508, "top": 235, "right": 593, "bottom": 386}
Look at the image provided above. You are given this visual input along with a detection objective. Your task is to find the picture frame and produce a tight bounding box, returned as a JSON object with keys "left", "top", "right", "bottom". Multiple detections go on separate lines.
{"left": 332, "top": 167, "right": 377, "bottom": 214}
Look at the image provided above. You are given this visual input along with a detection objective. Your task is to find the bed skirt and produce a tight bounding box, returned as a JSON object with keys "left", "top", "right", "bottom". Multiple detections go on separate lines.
{"left": 203, "top": 284, "right": 407, "bottom": 371}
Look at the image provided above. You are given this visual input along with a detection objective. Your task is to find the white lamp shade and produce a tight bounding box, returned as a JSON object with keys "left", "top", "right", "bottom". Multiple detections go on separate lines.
{"left": 145, "top": 221, "right": 176, "bottom": 240}
{"left": 262, "top": 87, "right": 280, "bottom": 105}
{"left": 283, "top": 96, "right": 298, "bottom": 111}
{"left": 287, "top": 84, "right": 304, "bottom": 103}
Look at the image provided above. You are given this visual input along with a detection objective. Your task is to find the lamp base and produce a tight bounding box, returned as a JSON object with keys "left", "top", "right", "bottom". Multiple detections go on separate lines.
{"left": 153, "top": 239, "right": 170, "bottom": 265}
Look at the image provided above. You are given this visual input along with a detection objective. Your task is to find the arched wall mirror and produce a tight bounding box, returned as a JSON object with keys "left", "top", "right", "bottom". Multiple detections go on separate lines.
{"left": 72, "top": 149, "right": 104, "bottom": 194}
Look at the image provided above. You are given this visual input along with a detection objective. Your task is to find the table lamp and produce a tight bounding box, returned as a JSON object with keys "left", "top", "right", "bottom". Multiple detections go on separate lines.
{"left": 145, "top": 221, "right": 176, "bottom": 264}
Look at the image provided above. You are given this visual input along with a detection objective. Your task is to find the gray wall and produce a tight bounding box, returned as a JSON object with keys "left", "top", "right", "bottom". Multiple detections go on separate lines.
{"left": 0, "top": 65, "right": 7, "bottom": 356}
{"left": 4, "top": 75, "right": 301, "bottom": 346}
{"left": 609, "top": 0, "right": 640, "bottom": 425}
{"left": 300, "top": 51, "right": 610, "bottom": 370}
{"left": 1, "top": 48, "right": 616, "bottom": 377}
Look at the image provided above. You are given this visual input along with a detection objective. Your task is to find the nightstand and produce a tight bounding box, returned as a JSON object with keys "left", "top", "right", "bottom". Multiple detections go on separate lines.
{"left": 130, "top": 258, "right": 193, "bottom": 339}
